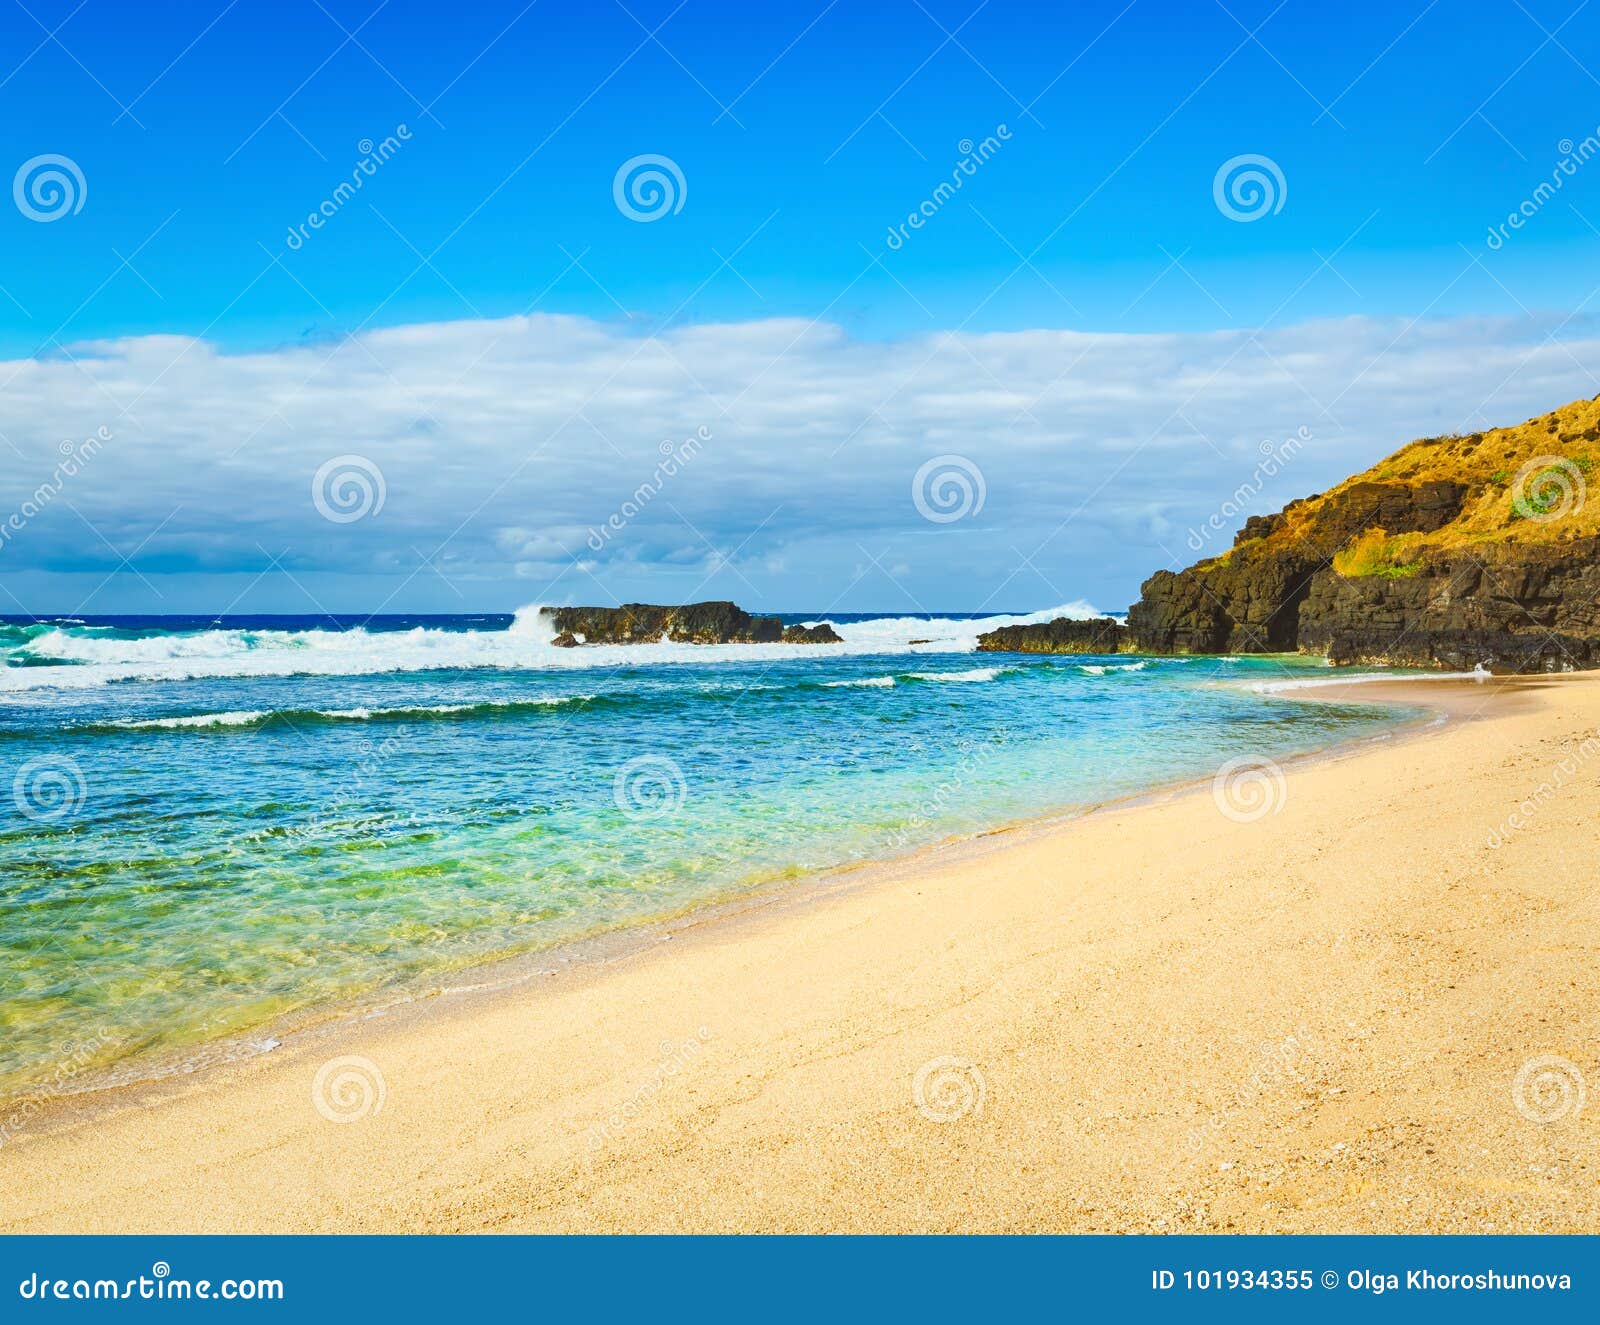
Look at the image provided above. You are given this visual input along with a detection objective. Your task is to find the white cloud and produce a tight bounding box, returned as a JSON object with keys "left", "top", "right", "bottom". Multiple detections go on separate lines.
{"left": 1, "top": 310, "right": 1596, "bottom": 613}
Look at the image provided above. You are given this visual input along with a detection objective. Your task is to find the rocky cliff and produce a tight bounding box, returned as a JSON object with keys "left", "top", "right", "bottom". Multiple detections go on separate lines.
{"left": 543, "top": 602, "right": 841, "bottom": 646}
{"left": 1296, "top": 540, "right": 1600, "bottom": 669}
{"left": 980, "top": 396, "right": 1600, "bottom": 671}
{"left": 1124, "top": 478, "right": 1469, "bottom": 655}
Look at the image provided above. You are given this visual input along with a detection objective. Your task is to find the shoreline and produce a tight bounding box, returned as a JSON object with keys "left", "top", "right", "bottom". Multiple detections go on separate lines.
{"left": 2, "top": 665, "right": 1466, "bottom": 1129}
{"left": 9, "top": 671, "right": 1595, "bottom": 1232}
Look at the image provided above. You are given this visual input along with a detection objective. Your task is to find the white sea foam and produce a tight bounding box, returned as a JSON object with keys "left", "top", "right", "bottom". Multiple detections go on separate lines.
{"left": 0, "top": 601, "right": 1108, "bottom": 693}
{"left": 905, "top": 667, "right": 1005, "bottom": 683}
{"left": 822, "top": 665, "right": 1016, "bottom": 688}
{"left": 1244, "top": 671, "right": 1483, "bottom": 694}
{"left": 107, "top": 696, "right": 594, "bottom": 729}
{"left": 809, "top": 600, "right": 1105, "bottom": 650}
{"left": 1077, "top": 661, "right": 1148, "bottom": 676}
{"left": 115, "top": 710, "right": 271, "bottom": 729}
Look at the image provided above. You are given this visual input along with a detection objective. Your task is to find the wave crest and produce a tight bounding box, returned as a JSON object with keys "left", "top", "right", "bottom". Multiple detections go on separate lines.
{"left": 0, "top": 602, "right": 1105, "bottom": 692}
{"left": 93, "top": 695, "right": 595, "bottom": 732}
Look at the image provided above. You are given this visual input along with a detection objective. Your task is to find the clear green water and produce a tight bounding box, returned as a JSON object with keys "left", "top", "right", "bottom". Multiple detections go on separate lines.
{"left": 0, "top": 611, "right": 1416, "bottom": 1098}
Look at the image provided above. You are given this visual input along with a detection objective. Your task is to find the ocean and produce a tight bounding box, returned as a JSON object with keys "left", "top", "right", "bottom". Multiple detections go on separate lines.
{"left": 0, "top": 606, "right": 1418, "bottom": 1099}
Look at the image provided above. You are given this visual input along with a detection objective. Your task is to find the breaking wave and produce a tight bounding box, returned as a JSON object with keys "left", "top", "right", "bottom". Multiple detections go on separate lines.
{"left": 93, "top": 695, "right": 596, "bottom": 732}
{"left": 904, "top": 667, "right": 1009, "bottom": 682}
{"left": 0, "top": 602, "right": 1109, "bottom": 693}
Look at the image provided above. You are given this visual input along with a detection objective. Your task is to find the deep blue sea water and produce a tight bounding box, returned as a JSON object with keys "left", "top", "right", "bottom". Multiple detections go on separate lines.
{"left": 0, "top": 607, "right": 1417, "bottom": 1097}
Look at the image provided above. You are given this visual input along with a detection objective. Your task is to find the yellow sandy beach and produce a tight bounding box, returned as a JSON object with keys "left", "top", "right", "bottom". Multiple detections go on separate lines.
{"left": 4, "top": 674, "right": 1598, "bottom": 1234}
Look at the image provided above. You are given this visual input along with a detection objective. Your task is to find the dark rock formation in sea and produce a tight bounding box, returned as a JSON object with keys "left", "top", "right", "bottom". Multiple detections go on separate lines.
{"left": 783, "top": 622, "right": 843, "bottom": 644}
{"left": 975, "top": 617, "right": 1127, "bottom": 654}
{"left": 540, "top": 602, "right": 841, "bottom": 646}
{"left": 980, "top": 396, "right": 1600, "bottom": 672}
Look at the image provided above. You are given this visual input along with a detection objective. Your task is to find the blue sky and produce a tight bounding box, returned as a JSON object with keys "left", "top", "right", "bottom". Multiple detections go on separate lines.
{"left": 3, "top": 0, "right": 1600, "bottom": 613}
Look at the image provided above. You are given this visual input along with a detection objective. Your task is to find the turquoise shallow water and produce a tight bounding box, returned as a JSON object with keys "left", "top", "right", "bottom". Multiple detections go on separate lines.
{"left": 0, "top": 610, "right": 1418, "bottom": 1098}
